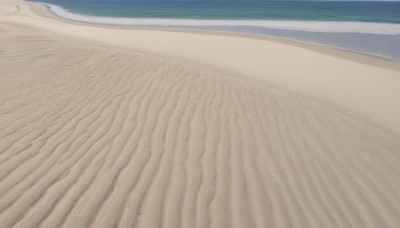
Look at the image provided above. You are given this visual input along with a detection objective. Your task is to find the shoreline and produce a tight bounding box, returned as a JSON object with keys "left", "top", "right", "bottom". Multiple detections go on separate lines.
{"left": 31, "top": 2, "right": 400, "bottom": 70}
{"left": 40, "top": 2, "right": 400, "bottom": 61}
{"left": 41, "top": 2, "right": 400, "bottom": 34}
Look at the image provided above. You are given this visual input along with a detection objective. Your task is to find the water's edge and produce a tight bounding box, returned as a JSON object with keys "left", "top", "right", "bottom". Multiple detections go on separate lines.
{"left": 42, "top": 3, "right": 400, "bottom": 61}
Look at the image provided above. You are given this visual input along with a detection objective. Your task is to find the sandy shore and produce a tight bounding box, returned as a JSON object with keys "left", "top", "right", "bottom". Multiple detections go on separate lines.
{"left": 2, "top": 0, "right": 400, "bottom": 132}
{"left": 1, "top": 0, "right": 400, "bottom": 227}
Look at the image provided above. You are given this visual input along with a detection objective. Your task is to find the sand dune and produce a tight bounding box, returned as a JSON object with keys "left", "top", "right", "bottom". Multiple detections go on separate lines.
{"left": 1, "top": 22, "right": 400, "bottom": 228}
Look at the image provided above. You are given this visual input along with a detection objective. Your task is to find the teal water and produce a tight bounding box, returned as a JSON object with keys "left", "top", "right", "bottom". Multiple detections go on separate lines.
{"left": 34, "top": 1, "right": 400, "bottom": 23}
{"left": 32, "top": 0, "right": 400, "bottom": 60}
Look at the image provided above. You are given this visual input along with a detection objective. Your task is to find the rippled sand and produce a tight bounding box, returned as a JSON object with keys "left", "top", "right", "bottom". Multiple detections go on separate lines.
{"left": 1, "top": 22, "right": 400, "bottom": 228}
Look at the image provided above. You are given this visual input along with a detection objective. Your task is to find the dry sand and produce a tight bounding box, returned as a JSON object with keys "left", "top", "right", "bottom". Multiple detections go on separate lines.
{"left": 1, "top": 1, "right": 400, "bottom": 228}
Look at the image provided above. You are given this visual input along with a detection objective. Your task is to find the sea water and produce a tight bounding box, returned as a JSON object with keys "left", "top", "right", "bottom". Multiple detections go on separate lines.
{"left": 32, "top": 0, "right": 400, "bottom": 60}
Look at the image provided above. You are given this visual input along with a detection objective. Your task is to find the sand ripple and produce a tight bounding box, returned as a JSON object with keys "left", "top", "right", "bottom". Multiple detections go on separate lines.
{"left": 1, "top": 23, "right": 400, "bottom": 228}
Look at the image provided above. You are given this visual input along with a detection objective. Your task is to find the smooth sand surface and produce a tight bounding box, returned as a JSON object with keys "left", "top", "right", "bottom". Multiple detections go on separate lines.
{"left": 1, "top": 1, "right": 400, "bottom": 228}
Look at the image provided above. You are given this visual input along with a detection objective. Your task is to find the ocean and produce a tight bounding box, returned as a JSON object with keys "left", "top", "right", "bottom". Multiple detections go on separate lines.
{"left": 32, "top": 0, "right": 400, "bottom": 60}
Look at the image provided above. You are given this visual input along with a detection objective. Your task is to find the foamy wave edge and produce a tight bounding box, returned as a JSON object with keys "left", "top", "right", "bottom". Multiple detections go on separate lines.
{"left": 44, "top": 3, "right": 400, "bottom": 35}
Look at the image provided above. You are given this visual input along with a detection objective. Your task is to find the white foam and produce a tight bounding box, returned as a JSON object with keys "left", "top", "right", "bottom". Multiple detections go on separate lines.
{"left": 45, "top": 3, "right": 400, "bottom": 35}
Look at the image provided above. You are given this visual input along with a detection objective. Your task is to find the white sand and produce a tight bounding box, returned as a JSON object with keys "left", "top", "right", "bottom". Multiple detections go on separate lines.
{"left": 1, "top": 1, "right": 400, "bottom": 228}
